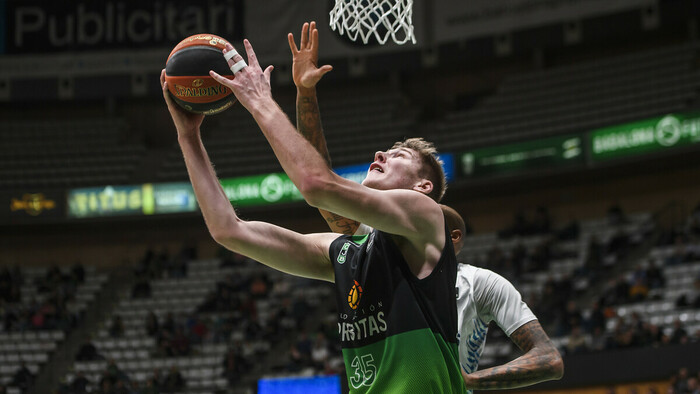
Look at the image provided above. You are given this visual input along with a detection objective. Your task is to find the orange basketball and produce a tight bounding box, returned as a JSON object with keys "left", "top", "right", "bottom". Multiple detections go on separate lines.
{"left": 164, "top": 34, "right": 236, "bottom": 115}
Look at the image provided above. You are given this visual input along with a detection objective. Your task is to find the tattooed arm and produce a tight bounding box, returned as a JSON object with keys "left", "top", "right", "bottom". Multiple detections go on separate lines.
{"left": 462, "top": 320, "right": 563, "bottom": 389}
{"left": 289, "top": 21, "right": 360, "bottom": 235}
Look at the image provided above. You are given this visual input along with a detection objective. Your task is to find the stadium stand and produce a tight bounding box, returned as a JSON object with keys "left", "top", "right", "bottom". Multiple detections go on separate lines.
{"left": 0, "top": 118, "right": 145, "bottom": 191}
{"left": 59, "top": 248, "right": 335, "bottom": 393}
{"left": 430, "top": 42, "right": 700, "bottom": 150}
{"left": 0, "top": 265, "right": 108, "bottom": 394}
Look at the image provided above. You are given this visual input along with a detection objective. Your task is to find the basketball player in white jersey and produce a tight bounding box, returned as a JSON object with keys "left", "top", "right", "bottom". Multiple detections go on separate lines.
{"left": 288, "top": 21, "right": 564, "bottom": 391}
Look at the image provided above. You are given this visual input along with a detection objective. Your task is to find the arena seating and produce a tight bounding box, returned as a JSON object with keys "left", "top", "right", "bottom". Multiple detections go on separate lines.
{"left": 430, "top": 43, "right": 700, "bottom": 151}
{"left": 0, "top": 265, "right": 108, "bottom": 393}
{"left": 0, "top": 118, "right": 145, "bottom": 191}
{"left": 62, "top": 254, "right": 334, "bottom": 393}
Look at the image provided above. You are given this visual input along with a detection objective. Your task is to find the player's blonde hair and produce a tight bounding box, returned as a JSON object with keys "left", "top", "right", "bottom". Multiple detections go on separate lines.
{"left": 391, "top": 138, "right": 447, "bottom": 202}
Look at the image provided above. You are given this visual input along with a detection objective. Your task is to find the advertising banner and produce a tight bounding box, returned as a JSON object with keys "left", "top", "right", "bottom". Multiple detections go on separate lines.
{"left": 590, "top": 113, "right": 700, "bottom": 162}
{"left": 434, "top": 0, "right": 653, "bottom": 43}
{"left": 3, "top": 0, "right": 244, "bottom": 54}
{"left": 460, "top": 135, "right": 583, "bottom": 177}
{"left": 68, "top": 184, "right": 153, "bottom": 218}
{"left": 153, "top": 182, "right": 198, "bottom": 214}
{"left": 0, "top": 190, "right": 65, "bottom": 221}
{"left": 220, "top": 172, "right": 303, "bottom": 207}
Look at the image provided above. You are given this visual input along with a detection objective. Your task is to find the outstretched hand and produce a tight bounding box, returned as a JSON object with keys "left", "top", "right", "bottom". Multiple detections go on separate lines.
{"left": 160, "top": 69, "right": 205, "bottom": 137}
{"left": 209, "top": 40, "right": 274, "bottom": 114}
{"left": 288, "top": 21, "right": 333, "bottom": 90}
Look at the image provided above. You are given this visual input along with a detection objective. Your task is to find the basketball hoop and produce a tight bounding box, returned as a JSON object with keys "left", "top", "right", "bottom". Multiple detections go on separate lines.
{"left": 329, "top": 0, "right": 416, "bottom": 45}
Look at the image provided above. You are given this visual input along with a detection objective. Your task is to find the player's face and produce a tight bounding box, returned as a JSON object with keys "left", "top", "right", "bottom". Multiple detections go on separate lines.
{"left": 362, "top": 148, "right": 424, "bottom": 191}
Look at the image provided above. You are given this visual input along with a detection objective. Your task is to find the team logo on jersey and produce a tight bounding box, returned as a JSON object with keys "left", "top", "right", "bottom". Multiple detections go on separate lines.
{"left": 347, "top": 280, "right": 363, "bottom": 309}
{"left": 337, "top": 242, "right": 351, "bottom": 264}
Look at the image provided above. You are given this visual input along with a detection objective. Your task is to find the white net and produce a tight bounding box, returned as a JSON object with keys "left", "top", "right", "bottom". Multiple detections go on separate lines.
{"left": 329, "top": 0, "right": 416, "bottom": 45}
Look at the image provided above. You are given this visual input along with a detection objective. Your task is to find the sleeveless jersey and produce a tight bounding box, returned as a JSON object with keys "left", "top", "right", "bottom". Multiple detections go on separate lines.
{"left": 330, "top": 228, "right": 467, "bottom": 394}
{"left": 455, "top": 264, "right": 537, "bottom": 393}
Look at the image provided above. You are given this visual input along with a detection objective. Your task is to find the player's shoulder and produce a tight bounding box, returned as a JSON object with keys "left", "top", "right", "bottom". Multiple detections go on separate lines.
{"left": 462, "top": 265, "right": 517, "bottom": 293}
{"left": 459, "top": 264, "right": 500, "bottom": 281}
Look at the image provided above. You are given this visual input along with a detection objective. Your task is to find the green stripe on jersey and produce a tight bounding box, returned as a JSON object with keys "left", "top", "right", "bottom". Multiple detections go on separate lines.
{"left": 342, "top": 328, "right": 467, "bottom": 394}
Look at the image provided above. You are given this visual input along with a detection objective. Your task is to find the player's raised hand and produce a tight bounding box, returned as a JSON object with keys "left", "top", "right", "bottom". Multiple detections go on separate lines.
{"left": 160, "top": 69, "right": 204, "bottom": 136}
{"left": 210, "top": 40, "right": 274, "bottom": 113}
{"left": 288, "top": 21, "right": 333, "bottom": 90}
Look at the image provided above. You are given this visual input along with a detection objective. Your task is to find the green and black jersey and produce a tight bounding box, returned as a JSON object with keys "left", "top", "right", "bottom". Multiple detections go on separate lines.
{"left": 329, "top": 227, "right": 466, "bottom": 394}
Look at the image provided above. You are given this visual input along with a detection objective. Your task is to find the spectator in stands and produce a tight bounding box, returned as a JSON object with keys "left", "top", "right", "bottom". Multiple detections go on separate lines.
{"left": 589, "top": 326, "right": 608, "bottom": 352}
{"left": 611, "top": 275, "right": 631, "bottom": 305}
{"left": 607, "top": 230, "right": 631, "bottom": 262}
{"left": 99, "top": 359, "right": 128, "bottom": 390}
{"left": 171, "top": 327, "right": 191, "bottom": 356}
{"left": 628, "top": 277, "right": 649, "bottom": 302}
{"left": 560, "top": 300, "right": 583, "bottom": 336}
{"left": 113, "top": 380, "right": 130, "bottom": 394}
{"left": 161, "top": 312, "right": 176, "bottom": 337}
{"left": 222, "top": 344, "right": 248, "bottom": 385}
{"left": 96, "top": 380, "right": 114, "bottom": 394}
{"left": 11, "top": 362, "right": 33, "bottom": 393}
{"left": 76, "top": 336, "right": 100, "bottom": 361}
{"left": 0, "top": 266, "right": 22, "bottom": 303}
{"left": 690, "top": 203, "right": 700, "bottom": 236}
{"left": 188, "top": 315, "right": 209, "bottom": 344}
{"left": 150, "top": 369, "right": 163, "bottom": 390}
{"left": 71, "top": 262, "right": 85, "bottom": 284}
{"left": 249, "top": 274, "right": 271, "bottom": 299}
{"left": 131, "top": 277, "right": 151, "bottom": 299}
{"left": 166, "top": 252, "right": 188, "bottom": 279}
{"left": 145, "top": 311, "right": 159, "bottom": 337}
{"left": 141, "top": 378, "right": 159, "bottom": 394}
{"left": 529, "top": 239, "right": 552, "bottom": 272}
{"left": 644, "top": 323, "right": 665, "bottom": 347}
{"left": 670, "top": 319, "right": 689, "bottom": 345}
{"left": 311, "top": 331, "right": 330, "bottom": 370}
{"left": 291, "top": 297, "right": 310, "bottom": 330}
{"left": 162, "top": 366, "right": 185, "bottom": 393}
{"left": 156, "top": 336, "right": 175, "bottom": 358}
{"left": 607, "top": 203, "right": 627, "bottom": 226}
{"left": 586, "top": 301, "right": 607, "bottom": 334}
{"left": 645, "top": 261, "right": 665, "bottom": 290}
{"left": 566, "top": 325, "right": 589, "bottom": 355}
{"left": 109, "top": 315, "right": 125, "bottom": 338}
{"left": 672, "top": 368, "right": 691, "bottom": 393}
{"left": 586, "top": 235, "right": 605, "bottom": 271}
{"left": 666, "top": 235, "right": 689, "bottom": 266}
{"left": 70, "top": 371, "right": 90, "bottom": 394}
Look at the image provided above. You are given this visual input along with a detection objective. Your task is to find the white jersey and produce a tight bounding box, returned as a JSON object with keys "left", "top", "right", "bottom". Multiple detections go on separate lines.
{"left": 456, "top": 264, "right": 537, "bottom": 377}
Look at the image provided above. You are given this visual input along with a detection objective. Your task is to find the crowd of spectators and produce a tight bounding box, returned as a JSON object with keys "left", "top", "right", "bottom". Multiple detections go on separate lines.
{"left": 668, "top": 367, "right": 700, "bottom": 394}
{"left": 1, "top": 264, "right": 84, "bottom": 333}
{"left": 58, "top": 362, "right": 187, "bottom": 394}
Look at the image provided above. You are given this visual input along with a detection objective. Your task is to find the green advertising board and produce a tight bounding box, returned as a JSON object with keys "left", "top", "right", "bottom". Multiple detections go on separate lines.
{"left": 460, "top": 134, "right": 584, "bottom": 177}
{"left": 219, "top": 172, "right": 303, "bottom": 206}
{"left": 590, "top": 113, "right": 700, "bottom": 161}
{"left": 67, "top": 173, "right": 304, "bottom": 218}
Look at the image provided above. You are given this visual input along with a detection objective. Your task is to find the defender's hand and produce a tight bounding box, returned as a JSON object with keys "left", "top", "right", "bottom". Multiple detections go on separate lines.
{"left": 288, "top": 21, "right": 333, "bottom": 90}
{"left": 210, "top": 40, "right": 275, "bottom": 114}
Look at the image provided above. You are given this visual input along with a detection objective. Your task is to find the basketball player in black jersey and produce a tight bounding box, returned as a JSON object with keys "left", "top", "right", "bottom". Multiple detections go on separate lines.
{"left": 162, "top": 35, "right": 468, "bottom": 392}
